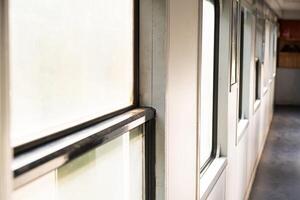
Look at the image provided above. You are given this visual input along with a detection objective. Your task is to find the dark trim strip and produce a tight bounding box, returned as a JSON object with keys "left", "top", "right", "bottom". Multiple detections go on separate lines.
{"left": 145, "top": 118, "right": 156, "bottom": 200}
{"left": 239, "top": 7, "right": 245, "bottom": 120}
{"left": 255, "top": 57, "right": 260, "bottom": 100}
{"left": 133, "top": 0, "right": 140, "bottom": 107}
{"left": 13, "top": 107, "right": 155, "bottom": 189}
{"left": 212, "top": 0, "right": 220, "bottom": 162}
{"left": 14, "top": 106, "right": 136, "bottom": 155}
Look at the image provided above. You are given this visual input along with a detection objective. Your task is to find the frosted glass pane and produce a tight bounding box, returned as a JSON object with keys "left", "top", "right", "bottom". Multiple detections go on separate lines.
{"left": 263, "top": 22, "right": 270, "bottom": 87}
{"left": 13, "top": 172, "right": 56, "bottom": 200}
{"left": 9, "top": 0, "right": 134, "bottom": 145}
{"left": 256, "top": 18, "right": 264, "bottom": 61}
{"left": 200, "top": 0, "right": 215, "bottom": 168}
{"left": 56, "top": 127, "right": 144, "bottom": 200}
{"left": 240, "top": 10, "right": 253, "bottom": 117}
{"left": 231, "top": 1, "right": 238, "bottom": 85}
{"left": 12, "top": 127, "right": 144, "bottom": 200}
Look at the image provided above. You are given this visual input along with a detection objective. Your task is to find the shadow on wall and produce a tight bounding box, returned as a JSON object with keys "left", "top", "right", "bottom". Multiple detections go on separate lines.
{"left": 275, "top": 68, "right": 300, "bottom": 105}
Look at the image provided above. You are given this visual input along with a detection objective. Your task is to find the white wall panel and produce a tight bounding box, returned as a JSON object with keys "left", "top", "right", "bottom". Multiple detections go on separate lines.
{"left": 0, "top": 0, "right": 12, "bottom": 198}
{"left": 206, "top": 171, "right": 226, "bottom": 200}
{"left": 166, "top": 0, "right": 199, "bottom": 199}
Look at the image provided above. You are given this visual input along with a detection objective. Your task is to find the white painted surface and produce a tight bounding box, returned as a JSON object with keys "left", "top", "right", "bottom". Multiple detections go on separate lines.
{"left": 206, "top": 171, "right": 226, "bottom": 200}
{"left": 265, "top": 0, "right": 282, "bottom": 17}
{"left": 200, "top": 158, "right": 227, "bottom": 200}
{"left": 277, "top": 0, "right": 300, "bottom": 10}
{"left": 166, "top": 0, "right": 199, "bottom": 199}
{"left": 265, "top": 0, "right": 300, "bottom": 19}
{"left": 139, "top": 0, "right": 167, "bottom": 199}
{"left": 0, "top": 0, "right": 12, "bottom": 199}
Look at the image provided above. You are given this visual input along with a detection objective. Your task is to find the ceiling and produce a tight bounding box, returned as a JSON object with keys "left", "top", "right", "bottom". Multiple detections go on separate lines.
{"left": 277, "top": 0, "right": 300, "bottom": 11}
{"left": 266, "top": 0, "right": 300, "bottom": 19}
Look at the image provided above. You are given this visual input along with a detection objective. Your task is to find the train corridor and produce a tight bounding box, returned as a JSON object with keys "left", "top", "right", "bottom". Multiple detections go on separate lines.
{"left": 250, "top": 106, "right": 300, "bottom": 200}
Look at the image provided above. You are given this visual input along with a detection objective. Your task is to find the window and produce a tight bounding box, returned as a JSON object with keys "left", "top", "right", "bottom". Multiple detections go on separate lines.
{"left": 263, "top": 20, "right": 271, "bottom": 88}
{"left": 271, "top": 25, "right": 275, "bottom": 77}
{"left": 200, "top": 0, "right": 219, "bottom": 170}
{"left": 14, "top": 126, "right": 146, "bottom": 200}
{"left": 230, "top": 0, "right": 239, "bottom": 86}
{"left": 238, "top": 7, "right": 253, "bottom": 121}
{"left": 269, "top": 23, "right": 276, "bottom": 80}
{"left": 268, "top": 24, "right": 273, "bottom": 80}
{"left": 238, "top": 8, "right": 245, "bottom": 120}
{"left": 271, "top": 24, "right": 278, "bottom": 77}
{"left": 255, "top": 58, "right": 261, "bottom": 101}
{"left": 10, "top": 0, "right": 137, "bottom": 148}
{"left": 55, "top": 127, "right": 145, "bottom": 200}
{"left": 10, "top": 3, "right": 156, "bottom": 197}
{"left": 256, "top": 16, "right": 265, "bottom": 62}
{"left": 254, "top": 15, "right": 264, "bottom": 102}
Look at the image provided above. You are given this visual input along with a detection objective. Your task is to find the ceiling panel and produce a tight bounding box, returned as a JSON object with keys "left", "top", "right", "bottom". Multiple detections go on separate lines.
{"left": 277, "top": 0, "right": 300, "bottom": 11}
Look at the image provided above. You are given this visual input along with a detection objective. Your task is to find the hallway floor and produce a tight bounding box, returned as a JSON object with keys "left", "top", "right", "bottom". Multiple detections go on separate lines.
{"left": 249, "top": 106, "right": 300, "bottom": 200}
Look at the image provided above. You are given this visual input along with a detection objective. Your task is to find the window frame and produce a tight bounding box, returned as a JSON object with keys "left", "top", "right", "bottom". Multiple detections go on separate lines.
{"left": 235, "top": 4, "right": 255, "bottom": 145}
{"left": 200, "top": 0, "right": 220, "bottom": 173}
{"left": 238, "top": 7, "right": 245, "bottom": 121}
{"left": 254, "top": 57, "right": 261, "bottom": 101}
{"left": 254, "top": 12, "right": 264, "bottom": 104}
{"left": 13, "top": 0, "right": 140, "bottom": 155}
{"left": 230, "top": 0, "right": 240, "bottom": 88}
{"left": 271, "top": 23, "right": 278, "bottom": 78}
{"left": 263, "top": 19, "right": 271, "bottom": 89}
{"left": 237, "top": 4, "right": 253, "bottom": 121}
{"left": 12, "top": 1, "right": 157, "bottom": 199}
